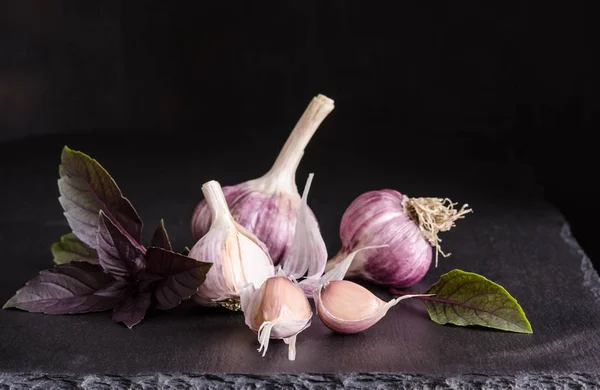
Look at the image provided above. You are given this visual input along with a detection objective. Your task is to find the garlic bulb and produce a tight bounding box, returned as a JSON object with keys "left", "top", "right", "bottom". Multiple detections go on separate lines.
{"left": 240, "top": 272, "right": 312, "bottom": 361}
{"left": 191, "top": 94, "right": 335, "bottom": 264}
{"left": 326, "top": 190, "right": 471, "bottom": 288}
{"left": 315, "top": 280, "right": 426, "bottom": 334}
{"left": 188, "top": 180, "right": 275, "bottom": 309}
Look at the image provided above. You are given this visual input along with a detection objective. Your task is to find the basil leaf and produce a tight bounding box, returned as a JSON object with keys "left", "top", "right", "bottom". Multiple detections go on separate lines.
{"left": 111, "top": 292, "right": 152, "bottom": 329}
{"left": 96, "top": 211, "right": 145, "bottom": 281}
{"left": 423, "top": 269, "right": 533, "bottom": 334}
{"left": 145, "top": 247, "right": 213, "bottom": 310}
{"left": 150, "top": 219, "right": 172, "bottom": 251}
{"left": 58, "top": 146, "right": 144, "bottom": 251}
{"left": 3, "top": 263, "right": 119, "bottom": 314}
{"left": 51, "top": 232, "right": 98, "bottom": 265}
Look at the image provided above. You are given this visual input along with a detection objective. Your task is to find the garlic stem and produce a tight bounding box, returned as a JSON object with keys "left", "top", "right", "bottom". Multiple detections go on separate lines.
{"left": 201, "top": 180, "right": 233, "bottom": 226}
{"left": 266, "top": 94, "right": 334, "bottom": 188}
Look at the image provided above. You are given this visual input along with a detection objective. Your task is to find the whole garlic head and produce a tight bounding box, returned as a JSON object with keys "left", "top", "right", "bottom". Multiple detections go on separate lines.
{"left": 241, "top": 274, "right": 312, "bottom": 361}
{"left": 188, "top": 180, "right": 275, "bottom": 309}
{"left": 191, "top": 94, "right": 334, "bottom": 264}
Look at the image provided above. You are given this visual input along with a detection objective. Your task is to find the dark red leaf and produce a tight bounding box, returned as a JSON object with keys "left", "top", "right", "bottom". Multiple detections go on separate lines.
{"left": 3, "top": 263, "right": 119, "bottom": 314}
{"left": 58, "top": 146, "right": 144, "bottom": 252}
{"left": 96, "top": 211, "right": 145, "bottom": 281}
{"left": 150, "top": 219, "right": 172, "bottom": 251}
{"left": 145, "top": 247, "right": 212, "bottom": 310}
{"left": 111, "top": 292, "right": 152, "bottom": 329}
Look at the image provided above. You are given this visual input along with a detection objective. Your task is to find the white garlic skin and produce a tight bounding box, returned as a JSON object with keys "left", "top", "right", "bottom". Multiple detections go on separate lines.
{"left": 191, "top": 179, "right": 319, "bottom": 265}
{"left": 188, "top": 181, "right": 275, "bottom": 306}
{"left": 241, "top": 275, "right": 313, "bottom": 360}
{"left": 331, "top": 190, "right": 432, "bottom": 288}
{"left": 189, "top": 222, "right": 274, "bottom": 305}
{"left": 315, "top": 280, "right": 389, "bottom": 334}
{"left": 247, "top": 276, "right": 312, "bottom": 337}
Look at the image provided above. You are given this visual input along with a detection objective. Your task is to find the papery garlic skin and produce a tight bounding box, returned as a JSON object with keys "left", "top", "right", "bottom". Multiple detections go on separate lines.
{"left": 315, "top": 280, "right": 425, "bottom": 334}
{"left": 280, "top": 173, "right": 328, "bottom": 295}
{"left": 192, "top": 181, "right": 301, "bottom": 265}
{"left": 188, "top": 181, "right": 275, "bottom": 308}
{"left": 329, "top": 190, "right": 432, "bottom": 288}
{"left": 191, "top": 94, "right": 334, "bottom": 264}
{"left": 241, "top": 275, "right": 312, "bottom": 360}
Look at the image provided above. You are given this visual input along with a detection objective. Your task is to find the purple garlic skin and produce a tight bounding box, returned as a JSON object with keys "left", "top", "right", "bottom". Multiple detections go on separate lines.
{"left": 191, "top": 94, "right": 334, "bottom": 265}
{"left": 192, "top": 181, "right": 314, "bottom": 265}
{"left": 331, "top": 189, "right": 432, "bottom": 287}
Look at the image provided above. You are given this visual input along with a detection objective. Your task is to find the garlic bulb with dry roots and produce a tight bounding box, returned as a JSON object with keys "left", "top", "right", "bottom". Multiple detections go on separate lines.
{"left": 240, "top": 272, "right": 312, "bottom": 361}
{"left": 315, "top": 280, "right": 425, "bottom": 334}
{"left": 191, "top": 94, "right": 334, "bottom": 264}
{"left": 326, "top": 190, "right": 471, "bottom": 288}
{"left": 188, "top": 180, "right": 275, "bottom": 310}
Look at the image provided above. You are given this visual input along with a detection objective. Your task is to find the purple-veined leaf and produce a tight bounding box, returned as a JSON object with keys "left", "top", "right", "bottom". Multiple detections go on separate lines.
{"left": 94, "top": 280, "right": 130, "bottom": 298}
{"left": 151, "top": 219, "right": 172, "bottom": 251}
{"left": 419, "top": 269, "right": 533, "bottom": 334}
{"left": 145, "top": 247, "right": 212, "bottom": 310}
{"left": 51, "top": 232, "right": 98, "bottom": 265}
{"left": 3, "top": 262, "right": 119, "bottom": 314}
{"left": 58, "top": 146, "right": 144, "bottom": 251}
{"left": 96, "top": 211, "right": 145, "bottom": 281}
{"left": 111, "top": 292, "right": 152, "bottom": 329}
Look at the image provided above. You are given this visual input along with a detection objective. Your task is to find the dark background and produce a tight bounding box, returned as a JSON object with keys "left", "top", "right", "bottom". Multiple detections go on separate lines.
{"left": 0, "top": 2, "right": 596, "bottom": 268}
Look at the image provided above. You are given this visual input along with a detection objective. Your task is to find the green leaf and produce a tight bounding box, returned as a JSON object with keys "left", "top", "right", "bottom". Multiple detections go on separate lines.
{"left": 423, "top": 269, "right": 532, "bottom": 334}
{"left": 51, "top": 233, "right": 98, "bottom": 265}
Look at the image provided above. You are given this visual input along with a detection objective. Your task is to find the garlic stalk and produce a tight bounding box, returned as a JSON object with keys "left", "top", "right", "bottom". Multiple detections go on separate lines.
{"left": 188, "top": 180, "right": 275, "bottom": 310}
{"left": 191, "top": 94, "right": 335, "bottom": 264}
{"left": 240, "top": 270, "right": 312, "bottom": 361}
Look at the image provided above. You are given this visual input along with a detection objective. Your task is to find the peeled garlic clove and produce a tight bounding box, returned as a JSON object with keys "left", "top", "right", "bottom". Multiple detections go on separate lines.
{"left": 240, "top": 273, "right": 312, "bottom": 360}
{"left": 188, "top": 180, "right": 275, "bottom": 309}
{"left": 315, "top": 280, "right": 426, "bottom": 334}
{"left": 191, "top": 94, "right": 334, "bottom": 264}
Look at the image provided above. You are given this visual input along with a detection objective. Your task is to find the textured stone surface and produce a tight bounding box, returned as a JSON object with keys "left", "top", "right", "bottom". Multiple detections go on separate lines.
{"left": 2, "top": 372, "right": 600, "bottom": 389}
{"left": 1, "top": 132, "right": 599, "bottom": 388}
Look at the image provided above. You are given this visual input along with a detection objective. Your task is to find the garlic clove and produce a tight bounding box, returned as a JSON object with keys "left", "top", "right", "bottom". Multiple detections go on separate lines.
{"left": 315, "top": 280, "right": 428, "bottom": 334}
{"left": 280, "top": 173, "right": 328, "bottom": 291}
{"left": 240, "top": 274, "right": 312, "bottom": 360}
{"left": 189, "top": 180, "right": 275, "bottom": 309}
{"left": 296, "top": 244, "right": 388, "bottom": 297}
{"left": 191, "top": 95, "right": 334, "bottom": 264}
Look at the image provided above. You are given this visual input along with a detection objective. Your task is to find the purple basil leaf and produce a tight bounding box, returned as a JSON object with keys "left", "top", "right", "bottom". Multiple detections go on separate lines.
{"left": 137, "top": 272, "right": 163, "bottom": 293}
{"left": 58, "top": 146, "right": 144, "bottom": 251}
{"left": 111, "top": 292, "right": 152, "bottom": 329}
{"left": 94, "top": 280, "right": 130, "bottom": 298}
{"left": 150, "top": 219, "right": 172, "bottom": 251}
{"left": 96, "top": 211, "right": 145, "bottom": 281}
{"left": 145, "top": 247, "right": 213, "bottom": 310}
{"left": 3, "top": 263, "right": 119, "bottom": 314}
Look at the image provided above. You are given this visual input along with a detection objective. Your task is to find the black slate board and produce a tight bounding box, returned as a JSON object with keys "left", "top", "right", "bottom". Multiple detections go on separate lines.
{"left": 1, "top": 131, "right": 599, "bottom": 389}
